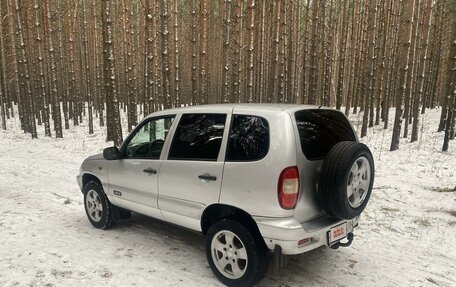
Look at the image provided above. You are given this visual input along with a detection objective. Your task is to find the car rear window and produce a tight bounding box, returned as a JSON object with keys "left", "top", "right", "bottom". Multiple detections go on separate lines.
{"left": 226, "top": 115, "right": 269, "bottom": 161}
{"left": 295, "top": 109, "right": 356, "bottom": 160}
{"left": 169, "top": 113, "right": 226, "bottom": 161}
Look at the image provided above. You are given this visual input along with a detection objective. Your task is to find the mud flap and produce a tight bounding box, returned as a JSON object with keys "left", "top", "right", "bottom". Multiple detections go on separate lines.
{"left": 112, "top": 206, "right": 132, "bottom": 222}
{"left": 273, "top": 245, "right": 288, "bottom": 272}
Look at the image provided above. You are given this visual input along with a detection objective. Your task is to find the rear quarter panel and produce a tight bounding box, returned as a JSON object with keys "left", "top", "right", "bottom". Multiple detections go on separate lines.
{"left": 219, "top": 109, "right": 296, "bottom": 218}
{"left": 287, "top": 107, "right": 359, "bottom": 223}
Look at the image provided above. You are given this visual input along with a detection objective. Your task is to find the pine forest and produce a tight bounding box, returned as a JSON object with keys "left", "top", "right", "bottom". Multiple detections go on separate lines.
{"left": 0, "top": 0, "right": 455, "bottom": 151}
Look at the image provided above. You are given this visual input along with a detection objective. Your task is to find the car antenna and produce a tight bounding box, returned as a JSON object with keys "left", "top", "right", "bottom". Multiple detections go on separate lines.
{"left": 318, "top": 105, "right": 323, "bottom": 109}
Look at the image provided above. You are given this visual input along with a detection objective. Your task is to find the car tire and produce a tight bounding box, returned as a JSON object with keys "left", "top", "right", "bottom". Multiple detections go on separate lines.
{"left": 318, "top": 141, "right": 375, "bottom": 219}
{"left": 206, "top": 220, "right": 268, "bottom": 287}
{"left": 83, "top": 181, "right": 114, "bottom": 229}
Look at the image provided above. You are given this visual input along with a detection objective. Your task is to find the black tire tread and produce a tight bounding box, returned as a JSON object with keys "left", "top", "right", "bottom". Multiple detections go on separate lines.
{"left": 319, "top": 141, "right": 375, "bottom": 219}
{"left": 206, "top": 220, "right": 268, "bottom": 287}
{"left": 83, "top": 181, "right": 114, "bottom": 229}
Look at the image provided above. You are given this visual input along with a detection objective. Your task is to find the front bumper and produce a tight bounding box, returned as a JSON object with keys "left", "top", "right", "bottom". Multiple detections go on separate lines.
{"left": 253, "top": 215, "right": 359, "bottom": 255}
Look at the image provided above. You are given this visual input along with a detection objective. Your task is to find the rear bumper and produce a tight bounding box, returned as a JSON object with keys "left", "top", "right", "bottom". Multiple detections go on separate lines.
{"left": 253, "top": 215, "right": 359, "bottom": 255}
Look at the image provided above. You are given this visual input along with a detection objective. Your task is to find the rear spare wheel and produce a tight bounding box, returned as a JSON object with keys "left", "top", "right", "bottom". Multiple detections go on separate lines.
{"left": 318, "top": 141, "right": 374, "bottom": 219}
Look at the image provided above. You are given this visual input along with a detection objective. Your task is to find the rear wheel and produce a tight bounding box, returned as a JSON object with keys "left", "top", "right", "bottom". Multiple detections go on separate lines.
{"left": 318, "top": 141, "right": 375, "bottom": 219}
{"left": 83, "top": 181, "right": 114, "bottom": 229}
{"left": 206, "top": 220, "right": 267, "bottom": 287}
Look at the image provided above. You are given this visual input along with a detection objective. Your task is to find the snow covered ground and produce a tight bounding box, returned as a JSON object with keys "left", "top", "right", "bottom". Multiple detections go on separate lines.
{"left": 0, "top": 107, "right": 455, "bottom": 287}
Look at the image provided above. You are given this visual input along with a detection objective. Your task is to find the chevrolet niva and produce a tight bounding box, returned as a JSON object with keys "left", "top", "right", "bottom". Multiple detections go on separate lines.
{"left": 77, "top": 104, "right": 374, "bottom": 287}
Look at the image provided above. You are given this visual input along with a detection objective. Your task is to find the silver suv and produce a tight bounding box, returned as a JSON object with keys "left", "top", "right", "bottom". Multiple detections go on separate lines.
{"left": 77, "top": 104, "right": 374, "bottom": 287}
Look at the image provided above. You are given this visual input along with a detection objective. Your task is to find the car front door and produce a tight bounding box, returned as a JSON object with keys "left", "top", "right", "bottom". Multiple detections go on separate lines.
{"left": 158, "top": 112, "right": 230, "bottom": 231}
{"left": 107, "top": 115, "right": 175, "bottom": 218}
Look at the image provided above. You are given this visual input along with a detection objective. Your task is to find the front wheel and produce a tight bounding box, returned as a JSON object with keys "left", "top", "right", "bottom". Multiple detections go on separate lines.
{"left": 206, "top": 220, "right": 268, "bottom": 287}
{"left": 83, "top": 181, "right": 114, "bottom": 229}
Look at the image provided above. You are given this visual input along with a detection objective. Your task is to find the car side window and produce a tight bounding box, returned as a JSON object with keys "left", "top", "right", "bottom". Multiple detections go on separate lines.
{"left": 125, "top": 116, "right": 175, "bottom": 159}
{"left": 226, "top": 115, "right": 269, "bottom": 161}
{"left": 169, "top": 114, "right": 227, "bottom": 161}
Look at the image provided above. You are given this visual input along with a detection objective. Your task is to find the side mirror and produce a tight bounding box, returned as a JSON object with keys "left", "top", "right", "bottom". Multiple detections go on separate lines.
{"left": 103, "top": 146, "right": 120, "bottom": 160}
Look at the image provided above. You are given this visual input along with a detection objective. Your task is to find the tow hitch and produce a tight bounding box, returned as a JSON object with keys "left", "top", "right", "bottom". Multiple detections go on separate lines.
{"left": 330, "top": 232, "right": 354, "bottom": 249}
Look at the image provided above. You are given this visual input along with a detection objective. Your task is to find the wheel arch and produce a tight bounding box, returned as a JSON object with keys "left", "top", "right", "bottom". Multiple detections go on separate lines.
{"left": 201, "top": 204, "right": 266, "bottom": 247}
{"left": 82, "top": 173, "right": 102, "bottom": 192}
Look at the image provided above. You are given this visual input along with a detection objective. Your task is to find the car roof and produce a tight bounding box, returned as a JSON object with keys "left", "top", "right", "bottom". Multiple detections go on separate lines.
{"left": 146, "top": 103, "right": 328, "bottom": 118}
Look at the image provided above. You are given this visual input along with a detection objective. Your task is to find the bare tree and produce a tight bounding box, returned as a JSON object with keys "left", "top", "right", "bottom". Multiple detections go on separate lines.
{"left": 442, "top": 12, "right": 456, "bottom": 151}
{"left": 247, "top": 0, "right": 255, "bottom": 102}
{"left": 81, "top": 0, "right": 93, "bottom": 134}
{"left": 161, "top": 0, "right": 172, "bottom": 109}
{"left": 308, "top": 0, "right": 320, "bottom": 105}
{"left": 411, "top": 0, "right": 433, "bottom": 143}
{"left": 191, "top": 0, "right": 198, "bottom": 104}
{"left": 361, "top": 0, "right": 379, "bottom": 138}
{"left": 391, "top": 0, "right": 415, "bottom": 151}
{"left": 221, "top": 0, "right": 232, "bottom": 103}
{"left": 199, "top": 0, "right": 208, "bottom": 104}
{"left": 43, "top": 0, "right": 63, "bottom": 138}
{"left": 67, "top": 2, "right": 78, "bottom": 126}
{"left": 101, "top": 0, "right": 122, "bottom": 146}
{"left": 173, "top": 0, "right": 180, "bottom": 107}
{"left": 336, "top": 0, "right": 349, "bottom": 110}
{"left": 258, "top": 0, "right": 266, "bottom": 102}
{"left": 33, "top": 0, "right": 51, "bottom": 136}
{"left": 0, "top": 1, "right": 8, "bottom": 130}
{"left": 13, "top": 0, "right": 37, "bottom": 138}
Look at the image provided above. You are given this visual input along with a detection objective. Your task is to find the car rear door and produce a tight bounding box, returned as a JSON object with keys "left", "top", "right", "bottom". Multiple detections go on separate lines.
{"left": 158, "top": 111, "right": 230, "bottom": 231}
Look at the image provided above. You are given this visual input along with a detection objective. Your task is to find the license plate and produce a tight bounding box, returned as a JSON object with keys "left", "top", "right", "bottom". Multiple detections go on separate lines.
{"left": 328, "top": 222, "right": 347, "bottom": 244}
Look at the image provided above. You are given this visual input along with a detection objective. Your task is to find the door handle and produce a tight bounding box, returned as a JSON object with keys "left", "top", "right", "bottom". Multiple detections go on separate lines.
{"left": 143, "top": 167, "right": 157, "bottom": 174}
{"left": 198, "top": 173, "right": 217, "bottom": 182}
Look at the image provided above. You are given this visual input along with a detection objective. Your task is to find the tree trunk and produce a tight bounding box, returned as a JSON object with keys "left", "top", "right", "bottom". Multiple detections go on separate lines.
{"left": 44, "top": 0, "right": 63, "bottom": 138}
{"left": 308, "top": 0, "right": 319, "bottom": 105}
{"left": 173, "top": 0, "right": 180, "bottom": 107}
{"left": 101, "top": 0, "right": 123, "bottom": 146}
{"left": 199, "top": 0, "right": 208, "bottom": 104}
{"left": 403, "top": 0, "right": 421, "bottom": 138}
{"left": 33, "top": 0, "right": 51, "bottom": 136}
{"left": 0, "top": 62, "right": 5, "bottom": 130}
{"left": 222, "top": 0, "right": 232, "bottom": 103}
{"left": 7, "top": 0, "right": 24, "bottom": 130}
{"left": 161, "top": 0, "right": 172, "bottom": 109}
{"left": 82, "top": 0, "right": 94, "bottom": 134}
{"left": 442, "top": 15, "right": 456, "bottom": 151}
{"left": 390, "top": 0, "right": 415, "bottom": 151}
{"left": 191, "top": 0, "right": 198, "bottom": 104}
{"left": 247, "top": 0, "right": 255, "bottom": 102}
{"left": 411, "top": 0, "right": 433, "bottom": 143}
{"left": 336, "top": 0, "right": 349, "bottom": 110}
{"left": 14, "top": 0, "right": 37, "bottom": 138}
{"left": 0, "top": 1, "right": 8, "bottom": 130}
{"left": 383, "top": 0, "right": 402, "bottom": 129}
{"left": 257, "top": 0, "right": 267, "bottom": 102}
{"left": 68, "top": 3, "right": 78, "bottom": 126}
{"left": 144, "top": 0, "right": 155, "bottom": 113}
{"left": 361, "top": 0, "right": 378, "bottom": 138}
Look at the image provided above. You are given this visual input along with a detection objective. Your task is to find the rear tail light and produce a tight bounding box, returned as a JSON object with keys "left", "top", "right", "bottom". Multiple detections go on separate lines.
{"left": 278, "top": 166, "right": 300, "bottom": 209}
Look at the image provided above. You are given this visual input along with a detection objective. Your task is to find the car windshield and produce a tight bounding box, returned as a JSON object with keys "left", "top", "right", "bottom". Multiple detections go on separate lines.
{"left": 295, "top": 109, "right": 356, "bottom": 160}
